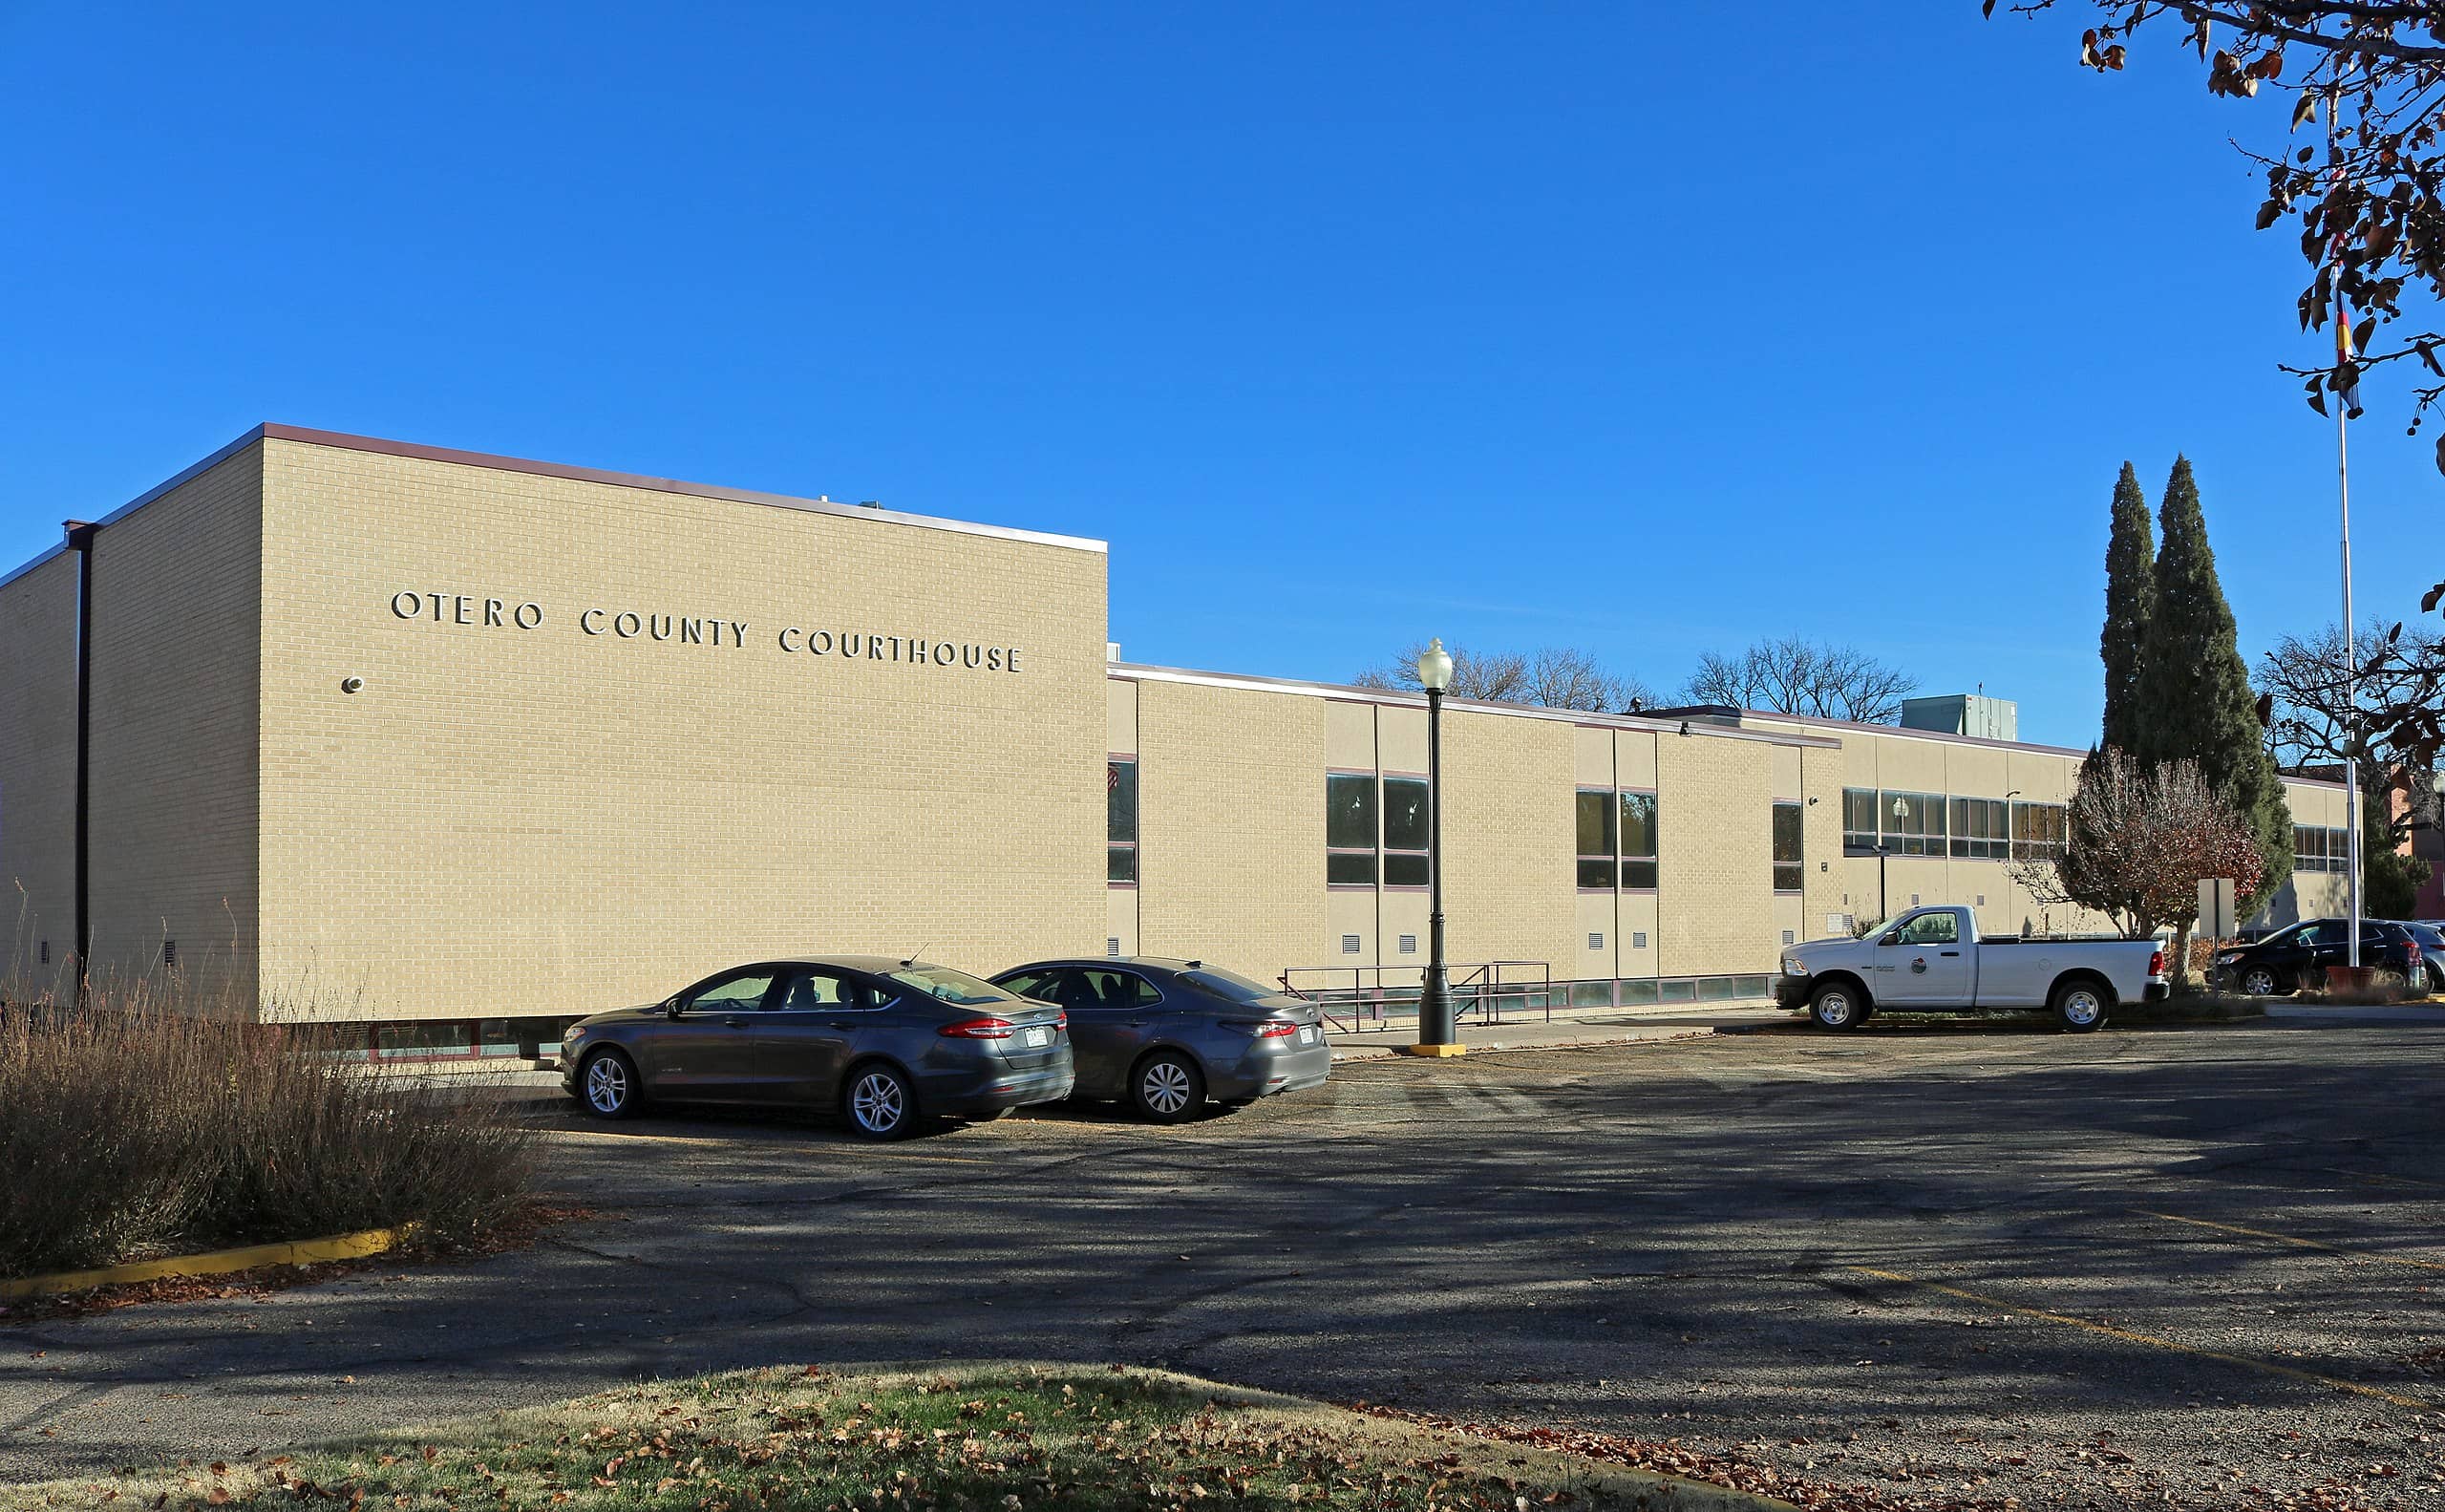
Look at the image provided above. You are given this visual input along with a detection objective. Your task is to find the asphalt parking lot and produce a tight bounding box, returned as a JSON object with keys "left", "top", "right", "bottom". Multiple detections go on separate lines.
{"left": 6, "top": 1019, "right": 2444, "bottom": 1508}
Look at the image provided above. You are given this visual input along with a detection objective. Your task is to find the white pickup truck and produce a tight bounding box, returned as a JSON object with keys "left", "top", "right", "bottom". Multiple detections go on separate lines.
{"left": 1772, "top": 905, "right": 2169, "bottom": 1033}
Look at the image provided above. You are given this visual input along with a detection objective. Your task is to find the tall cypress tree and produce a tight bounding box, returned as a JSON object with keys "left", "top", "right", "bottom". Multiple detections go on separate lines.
{"left": 2134, "top": 456, "right": 2294, "bottom": 913}
{"left": 2099, "top": 461, "right": 2156, "bottom": 754}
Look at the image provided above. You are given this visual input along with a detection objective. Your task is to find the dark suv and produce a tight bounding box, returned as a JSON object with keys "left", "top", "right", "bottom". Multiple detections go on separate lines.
{"left": 2208, "top": 918, "right": 2423, "bottom": 996}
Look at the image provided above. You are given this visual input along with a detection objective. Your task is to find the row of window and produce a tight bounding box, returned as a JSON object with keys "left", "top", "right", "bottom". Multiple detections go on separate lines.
{"left": 1840, "top": 788, "right": 2069, "bottom": 862}
{"left": 1328, "top": 771, "right": 1432, "bottom": 885}
{"left": 1576, "top": 788, "right": 1662, "bottom": 889}
{"left": 1118, "top": 763, "right": 2086, "bottom": 891}
{"left": 2295, "top": 824, "right": 2354, "bottom": 872}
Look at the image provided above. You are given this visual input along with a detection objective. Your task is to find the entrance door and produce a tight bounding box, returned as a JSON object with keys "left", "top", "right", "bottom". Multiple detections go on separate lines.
{"left": 1874, "top": 910, "right": 1971, "bottom": 1006}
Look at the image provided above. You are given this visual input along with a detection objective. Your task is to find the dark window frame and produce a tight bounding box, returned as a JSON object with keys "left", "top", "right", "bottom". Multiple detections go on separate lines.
{"left": 1772, "top": 799, "right": 1804, "bottom": 893}
{"left": 1108, "top": 755, "right": 1139, "bottom": 887}
{"left": 1328, "top": 769, "right": 1383, "bottom": 889}
{"left": 1380, "top": 772, "right": 1432, "bottom": 891}
{"left": 1577, "top": 787, "right": 1619, "bottom": 892}
{"left": 1620, "top": 788, "right": 1659, "bottom": 892}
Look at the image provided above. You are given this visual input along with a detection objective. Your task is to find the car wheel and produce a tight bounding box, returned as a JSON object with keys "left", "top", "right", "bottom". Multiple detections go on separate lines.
{"left": 1131, "top": 1052, "right": 1205, "bottom": 1123}
{"left": 1807, "top": 982, "right": 1862, "bottom": 1031}
{"left": 2052, "top": 978, "right": 2109, "bottom": 1033}
{"left": 578, "top": 1049, "right": 643, "bottom": 1119}
{"left": 2240, "top": 966, "right": 2281, "bottom": 997}
{"left": 843, "top": 1064, "right": 918, "bottom": 1140}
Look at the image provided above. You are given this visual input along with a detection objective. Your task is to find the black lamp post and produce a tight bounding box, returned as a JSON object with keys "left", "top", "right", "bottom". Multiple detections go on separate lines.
{"left": 1409, "top": 637, "right": 1460, "bottom": 1056}
{"left": 1882, "top": 796, "right": 1912, "bottom": 921}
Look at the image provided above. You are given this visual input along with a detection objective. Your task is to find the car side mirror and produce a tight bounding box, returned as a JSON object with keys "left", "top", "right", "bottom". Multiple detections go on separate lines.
{"left": 664, "top": 997, "right": 684, "bottom": 1018}
{"left": 1878, "top": 933, "right": 1900, "bottom": 948}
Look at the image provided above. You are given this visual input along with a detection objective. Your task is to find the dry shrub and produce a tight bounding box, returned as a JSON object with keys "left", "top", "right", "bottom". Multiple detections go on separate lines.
{"left": 0, "top": 974, "right": 535, "bottom": 1280}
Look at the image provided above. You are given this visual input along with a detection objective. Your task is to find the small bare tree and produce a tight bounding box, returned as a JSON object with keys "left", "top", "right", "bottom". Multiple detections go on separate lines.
{"left": 1354, "top": 643, "right": 1651, "bottom": 713}
{"left": 1681, "top": 636, "right": 1916, "bottom": 723}
{"left": 2012, "top": 750, "right": 2265, "bottom": 975}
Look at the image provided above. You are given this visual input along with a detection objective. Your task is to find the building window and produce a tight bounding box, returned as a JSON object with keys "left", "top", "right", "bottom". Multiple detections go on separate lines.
{"left": 163, "top": 940, "right": 178, "bottom": 969}
{"left": 2295, "top": 823, "right": 2350, "bottom": 872}
{"left": 1842, "top": 787, "right": 1879, "bottom": 852}
{"left": 37, "top": 941, "right": 48, "bottom": 966}
{"left": 1772, "top": 800, "right": 1803, "bottom": 892}
{"left": 1581, "top": 789, "right": 1658, "bottom": 889}
{"left": 1340, "top": 933, "right": 1362, "bottom": 954}
{"left": 1328, "top": 773, "right": 1378, "bottom": 885}
{"left": 1398, "top": 933, "right": 1417, "bottom": 954}
{"left": 1382, "top": 776, "right": 1430, "bottom": 887}
{"left": 1107, "top": 757, "right": 1138, "bottom": 884}
{"left": 1576, "top": 788, "right": 1616, "bottom": 889}
{"left": 1621, "top": 791, "right": 1658, "bottom": 890}
{"left": 1880, "top": 791, "right": 1946, "bottom": 855}
{"left": 2010, "top": 800, "right": 2067, "bottom": 861}
{"left": 1949, "top": 797, "right": 2009, "bottom": 860}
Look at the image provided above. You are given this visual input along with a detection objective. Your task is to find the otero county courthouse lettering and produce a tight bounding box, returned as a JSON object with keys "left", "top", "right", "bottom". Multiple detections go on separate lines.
{"left": 0, "top": 426, "right": 2354, "bottom": 1042}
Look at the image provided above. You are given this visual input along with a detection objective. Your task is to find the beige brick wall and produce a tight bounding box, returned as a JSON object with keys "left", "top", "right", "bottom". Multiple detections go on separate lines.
{"left": 1438, "top": 707, "right": 1578, "bottom": 973}
{"left": 85, "top": 445, "right": 265, "bottom": 1007}
{"left": 1653, "top": 731, "right": 1779, "bottom": 976}
{"left": 252, "top": 437, "right": 1106, "bottom": 1020}
{"left": 0, "top": 552, "right": 80, "bottom": 986}
{"left": 1133, "top": 676, "right": 1325, "bottom": 978}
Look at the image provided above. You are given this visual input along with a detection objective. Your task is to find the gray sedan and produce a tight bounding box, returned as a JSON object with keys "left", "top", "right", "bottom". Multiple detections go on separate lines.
{"left": 560, "top": 958, "right": 1073, "bottom": 1139}
{"left": 988, "top": 958, "right": 1331, "bottom": 1122}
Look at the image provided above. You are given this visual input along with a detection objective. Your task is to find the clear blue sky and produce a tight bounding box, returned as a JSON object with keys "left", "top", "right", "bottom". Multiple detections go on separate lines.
{"left": 2, "top": 3, "right": 2429, "bottom": 747}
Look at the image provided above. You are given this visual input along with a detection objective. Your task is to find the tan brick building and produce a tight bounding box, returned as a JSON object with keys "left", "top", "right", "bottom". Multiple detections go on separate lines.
{"left": 0, "top": 426, "right": 2352, "bottom": 1049}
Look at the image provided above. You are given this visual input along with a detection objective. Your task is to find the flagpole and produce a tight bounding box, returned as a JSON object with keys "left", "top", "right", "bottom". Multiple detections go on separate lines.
{"left": 2330, "top": 85, "right": 2365, "bottom": 968}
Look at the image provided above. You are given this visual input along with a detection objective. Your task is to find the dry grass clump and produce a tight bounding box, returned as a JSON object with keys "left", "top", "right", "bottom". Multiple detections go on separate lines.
{"left": 0, "top": 973, "right": 535, "bottom": 1281}
{"left": 0, "top": 1365, "right": 1766, "bottom": 1512}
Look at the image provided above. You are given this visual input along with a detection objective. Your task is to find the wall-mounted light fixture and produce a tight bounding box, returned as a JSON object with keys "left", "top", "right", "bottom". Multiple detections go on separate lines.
{"left": 340, "top": 676, "right": 365, "bottom": 694}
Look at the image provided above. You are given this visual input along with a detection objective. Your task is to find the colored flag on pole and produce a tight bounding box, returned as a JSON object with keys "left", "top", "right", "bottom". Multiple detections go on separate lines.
{"left": 2336, "top": 302, "right": 2367, "bottom": 419}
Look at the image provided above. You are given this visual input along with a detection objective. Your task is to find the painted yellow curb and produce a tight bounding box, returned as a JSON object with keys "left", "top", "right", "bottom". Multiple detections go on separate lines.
{"left": 1395, "top": 1042, "right": 1468, "bottom": 1057}
{"left": 0, "top": 1227, "right": 403, "bottom": 1300}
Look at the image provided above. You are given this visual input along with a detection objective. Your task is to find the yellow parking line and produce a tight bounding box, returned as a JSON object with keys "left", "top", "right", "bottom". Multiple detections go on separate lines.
{"left": 540, "top": 1126, "right": 1000, "bottom": 1162}
{"left": 1847, "top": 1265, "right": 2439, "bottom": 1413}
{"left": 541, "top": 1128, "right": 754, "bottom": 1147}
{"left": 2320, "top": 1165, "right": 2444, "bottom": 1191}
{"left": 2138, "top": 1210, "right": 2445, "bottom": 1273}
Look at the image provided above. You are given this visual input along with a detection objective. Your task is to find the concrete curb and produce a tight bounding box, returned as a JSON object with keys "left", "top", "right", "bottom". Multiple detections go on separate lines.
{"left": 0, "top": 1227, "right": 402, "bottom": 1300}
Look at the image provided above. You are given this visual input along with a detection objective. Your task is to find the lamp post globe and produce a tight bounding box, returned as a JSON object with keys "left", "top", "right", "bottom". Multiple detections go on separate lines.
{"left": 1411, "top": 638, "right": 1459, "bottom": 1054}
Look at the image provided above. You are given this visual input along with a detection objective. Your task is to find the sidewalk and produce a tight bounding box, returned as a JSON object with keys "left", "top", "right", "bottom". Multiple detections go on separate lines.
{"left": 1324, "top": 1003, "right": 1788, "bottom": 1060}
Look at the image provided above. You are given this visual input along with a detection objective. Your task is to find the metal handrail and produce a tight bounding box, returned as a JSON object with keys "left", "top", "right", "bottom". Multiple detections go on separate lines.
{"left": 1281, "top": 960, "right": 1553, "bottom": 1034}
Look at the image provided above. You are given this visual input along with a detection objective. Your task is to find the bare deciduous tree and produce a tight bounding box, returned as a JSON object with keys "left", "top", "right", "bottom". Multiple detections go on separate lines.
{"left": 2258, "top": 620, "right": 2445, "bottom": 833}
{"left": 1679, "top": 636, "right": 1916, "bottom": 723}
{"left": 1352, "top": 643, "right": 1653, "bottom": 713}
{"left": 2010, "top": 750, "right": 2265, "bottom": 971}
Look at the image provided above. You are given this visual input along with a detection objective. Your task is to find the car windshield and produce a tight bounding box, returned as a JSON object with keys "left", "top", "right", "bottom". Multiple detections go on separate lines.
{"left": 1182, "top": 968, "right": 1281, "bottom": 1003}
{"left": 886, "top": 966, "right": 1012, "bottom": 1006}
